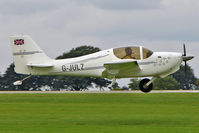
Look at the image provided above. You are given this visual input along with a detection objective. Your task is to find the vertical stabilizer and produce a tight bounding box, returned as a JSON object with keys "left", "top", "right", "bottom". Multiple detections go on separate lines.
{"left": 10, "top": 35, "right": 52, "bottom": 74}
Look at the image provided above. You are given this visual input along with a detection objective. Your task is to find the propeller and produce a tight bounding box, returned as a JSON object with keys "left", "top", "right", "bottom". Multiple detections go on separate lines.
{"left": 182, "top": 44, "right": 194, "bottom": 72}
{"left": 183, "top": 44, "right": 187, "bottom": 72}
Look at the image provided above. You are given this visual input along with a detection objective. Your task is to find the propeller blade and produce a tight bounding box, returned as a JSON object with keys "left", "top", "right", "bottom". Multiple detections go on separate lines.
{"left": 182, "top": 43, "right": 194, "bottom": 73}
{"left": 184, "top": 61, "right": 187, "bottom": 72}
{"left": 183, "top": 44, "right": 187, "bottom": 73}
{"left": 183, "top": 43, "right": 186, "bottom": 56}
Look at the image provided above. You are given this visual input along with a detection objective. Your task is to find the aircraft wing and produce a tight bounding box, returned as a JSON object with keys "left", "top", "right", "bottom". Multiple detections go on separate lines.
{"left": 103, "top": 60, "right": 141, "bottom": 79}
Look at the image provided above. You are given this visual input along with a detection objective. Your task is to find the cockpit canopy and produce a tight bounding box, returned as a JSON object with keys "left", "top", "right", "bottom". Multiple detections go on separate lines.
{"left": 113, "top": 46, "right": 153, "bottom": 60}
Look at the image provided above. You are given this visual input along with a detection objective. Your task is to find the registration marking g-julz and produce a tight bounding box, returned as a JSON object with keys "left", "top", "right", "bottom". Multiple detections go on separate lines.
{"left": 62, "top": 64, "right": 84, "bottom": 72}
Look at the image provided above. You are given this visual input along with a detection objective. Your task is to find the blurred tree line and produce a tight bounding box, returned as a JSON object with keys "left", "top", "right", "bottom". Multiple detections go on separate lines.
{"left": 128, "top": 65, "right": 198, "bottom": 90}
{"left": 0, "top": 45, "right": 198, "bottom": 91}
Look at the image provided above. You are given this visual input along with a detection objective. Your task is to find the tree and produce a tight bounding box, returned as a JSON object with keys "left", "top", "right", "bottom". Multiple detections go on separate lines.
{"left": 153, "top": 76, "right": 180, "bottom": 90}
{"left": 56, "top": 46, "right": 100, "bottom": 59}
{"left": 0, "top": 64, "right": 56, "bottom": 91}
{"left": 172, "top": 65, "right": 197, "bottom": 90}
{"left": 122, "top": 86, "right": 129, "bottom": 90}
{"left": 0, "top": 64, "right": 23, "bottom": 90}
{"left": 0, "top": 73, "right": 3, "bottom": 89}
{"left": 128, "top": 76, "right": 180, "bottom": 90}
{"left": 195, "top": 79, "right": 199, "bottom": 90}
{"left": 128, "top": 64, "right": 197, "bottom": 90}
{"left": 128, "top": 79, "right": 140, "bottom": 90}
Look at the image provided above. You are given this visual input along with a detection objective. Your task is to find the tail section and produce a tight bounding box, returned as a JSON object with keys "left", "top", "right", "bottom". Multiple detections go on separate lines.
{"left": 10, "top": 35, "right": 52, "bottom": 75}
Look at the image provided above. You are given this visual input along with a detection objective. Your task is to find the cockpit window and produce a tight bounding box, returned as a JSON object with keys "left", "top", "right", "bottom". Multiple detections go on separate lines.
{"left": 142, "top": 48, "right": 153, "bottom": 59}
{"left": 113, "top": 47, "right": 153, "bottom": 60}
{"left": 113, "top": 47, "right": 141, "bottom": 60}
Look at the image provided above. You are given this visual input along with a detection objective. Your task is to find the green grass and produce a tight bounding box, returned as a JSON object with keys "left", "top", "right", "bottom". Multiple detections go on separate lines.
{"left": 0, "top": 93, "right": 199, "bottom": 133}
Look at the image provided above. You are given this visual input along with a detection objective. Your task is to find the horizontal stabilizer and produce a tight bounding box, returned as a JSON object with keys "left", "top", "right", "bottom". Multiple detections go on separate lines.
{"left": 26, "top": 63, "right": 54, "bottom": 68}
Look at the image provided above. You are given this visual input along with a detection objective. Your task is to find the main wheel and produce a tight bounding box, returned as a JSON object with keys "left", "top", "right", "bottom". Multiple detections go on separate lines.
{"left": 139, "top": 78, "right": 153, "bottom": 93}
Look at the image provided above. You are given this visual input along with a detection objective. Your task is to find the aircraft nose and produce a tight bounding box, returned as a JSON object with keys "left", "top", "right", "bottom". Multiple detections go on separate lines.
{"left": 171, "top": 53, "right": 182, "bottom": 59}
{"left": 169, "top": 53, "right": 183, "bottom": 63}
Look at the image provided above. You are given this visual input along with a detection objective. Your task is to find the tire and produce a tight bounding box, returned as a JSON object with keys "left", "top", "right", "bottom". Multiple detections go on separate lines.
{"left": 139, "top": 78, "right": 153, "bottom": 93}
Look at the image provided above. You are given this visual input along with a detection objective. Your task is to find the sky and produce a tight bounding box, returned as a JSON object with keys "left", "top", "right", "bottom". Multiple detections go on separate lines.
{"left": 0, "top": 0, "right": 199, "bottom": 87}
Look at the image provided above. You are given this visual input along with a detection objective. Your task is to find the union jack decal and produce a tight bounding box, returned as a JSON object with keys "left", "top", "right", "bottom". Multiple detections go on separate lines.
{"left": 14, "top": 39, "right": 24, "bottom": 45}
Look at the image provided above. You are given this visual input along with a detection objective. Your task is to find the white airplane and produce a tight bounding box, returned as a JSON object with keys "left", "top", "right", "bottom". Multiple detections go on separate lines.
{"left": 10, "top": 35, "right": 194, "bottom": 93}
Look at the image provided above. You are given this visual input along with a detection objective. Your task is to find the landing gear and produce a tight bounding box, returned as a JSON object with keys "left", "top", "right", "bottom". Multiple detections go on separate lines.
{"left": 108, "top": 78, "right": 116, "bottom": 90}
{"left": 139, "top": 78, "right": 153, "bottom": 93}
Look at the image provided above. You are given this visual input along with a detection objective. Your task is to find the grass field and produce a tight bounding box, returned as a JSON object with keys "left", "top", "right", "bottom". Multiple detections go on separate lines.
{"left": 0, "top": 93, "right": 199, "bottom": 133}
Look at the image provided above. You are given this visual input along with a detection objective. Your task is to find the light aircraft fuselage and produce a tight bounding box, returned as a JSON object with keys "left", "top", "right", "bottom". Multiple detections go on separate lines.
{"left": 10, "top": 36, "right": 194, "bottom": 93}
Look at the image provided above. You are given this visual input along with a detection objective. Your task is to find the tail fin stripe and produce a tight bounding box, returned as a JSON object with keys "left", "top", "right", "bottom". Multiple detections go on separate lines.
{"left": 13, "top": 51, "right": 43, "bottom": 56}
{"left": 26, "top": 63, "right": 53, "bottom": 68}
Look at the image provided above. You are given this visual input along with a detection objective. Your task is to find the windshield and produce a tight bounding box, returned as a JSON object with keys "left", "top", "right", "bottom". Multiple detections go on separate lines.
{"left": 142, "top": 47, "right": 153, "bottom": 59}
